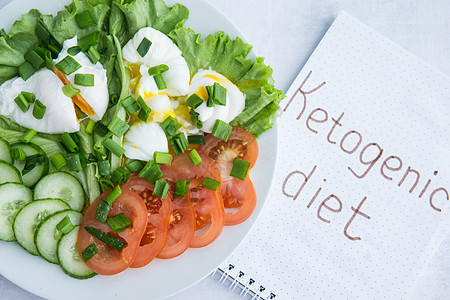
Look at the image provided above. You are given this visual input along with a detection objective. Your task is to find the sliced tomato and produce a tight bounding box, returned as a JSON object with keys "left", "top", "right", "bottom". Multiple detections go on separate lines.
{"left": 157, "top": 165, "right": 195, "bottom": 259}
{"left": 122, "top": 177, "right": 172, "bottom": 268}
{"left": 197, "top": 127, "right": 258, "bottom": 225}
{"left": 171, "top": 151, "right": 224, "bottom": 248}
{"left": 77, "top": 189, "right": 148, "bottom": 275}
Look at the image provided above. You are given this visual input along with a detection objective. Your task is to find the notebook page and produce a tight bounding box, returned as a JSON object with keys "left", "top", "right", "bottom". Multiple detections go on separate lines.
{"left": 220, "top": 11, "right": 450, "bottom": 299}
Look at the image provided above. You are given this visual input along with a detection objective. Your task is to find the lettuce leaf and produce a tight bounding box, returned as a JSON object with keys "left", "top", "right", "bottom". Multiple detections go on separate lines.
{"left": 169, "top": 28, "right": 285, "bottom": 137}
{"left": 0, "top": 9, "right": 43, "bottom": 83}
{"left": 110, "top": 0, "right": 189, "bottom": 45}
{"left": 39, "top": 0, "right": 110, "bottom": 45}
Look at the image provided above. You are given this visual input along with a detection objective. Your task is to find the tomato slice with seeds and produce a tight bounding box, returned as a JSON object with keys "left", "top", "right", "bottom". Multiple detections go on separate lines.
{"left": 157, "top": 165, "right": 195, "bottom": 259}
{"left": 197, "top": 127, "right": 258, "bottom": 225}
{"left": 77, "top": 189, "right": 147, "bottom": 275}
{"left": 171, "top": 151, "right": 224, "bottom": 248}
{"left": 122, "top": 177, "right": 172, "bottom": 268}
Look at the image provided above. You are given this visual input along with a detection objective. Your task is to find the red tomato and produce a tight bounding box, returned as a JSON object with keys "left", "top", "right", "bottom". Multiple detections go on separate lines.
{"left": 77, "top": 189, "right": 148, "bottom": 275}
{"left": 197, "top": 127, "right": 258, "bottom": 225}
{"left": 157, "top": 165, "right": 195, "bottom": 259}
{"left": 122, "top": 177, "right": 172, "bottom": 268}
{"left": 171, "top": 151, "right": 224, "bottom": 248}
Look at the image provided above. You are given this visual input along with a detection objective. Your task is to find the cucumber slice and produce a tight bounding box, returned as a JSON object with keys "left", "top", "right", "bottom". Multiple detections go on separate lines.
{"left": 0, "top": 136, "right": 12, "bottom": 163}
{"left": 13, "top": 199, "right": 70, "bottom": 255}
{"left": 35, "top": 209, "right": 83, "bottom": 264}
{"left": 10, "top": 142, "right": 49, "bottom": 187}
{"left": 0, "top": 161, "right": 22, "bottom": 184}
{"left": 0, "top": 183, "right": 32, "bottom": 241}
{"left": 34, "top": 172, "right": 85, "bottom": 212}
{"left": 57, "top": 225, "right": 96, "bottom": 279}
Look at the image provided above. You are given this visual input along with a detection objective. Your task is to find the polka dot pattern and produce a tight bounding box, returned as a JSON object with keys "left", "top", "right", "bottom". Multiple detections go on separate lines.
{"left": 218, "top": 11, "right": 450, "bottom": 299}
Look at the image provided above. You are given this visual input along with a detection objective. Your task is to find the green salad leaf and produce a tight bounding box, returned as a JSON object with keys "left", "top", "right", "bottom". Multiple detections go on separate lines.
{"left": 110, "top": 0, "right": 189, "bottom": 45}
{"left": 0, "top": 9, "right": 43, "bottom": 83}
{"left": 169, "top": 28, "right": 284, "bottom": 137}
{"left": 39, "top": 0, "right": 110, "bottom": 45}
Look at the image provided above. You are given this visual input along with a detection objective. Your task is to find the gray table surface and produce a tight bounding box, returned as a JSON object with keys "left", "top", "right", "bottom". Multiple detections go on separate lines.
{"left": 1, "top": 0, "right": 450, "bottom": 299}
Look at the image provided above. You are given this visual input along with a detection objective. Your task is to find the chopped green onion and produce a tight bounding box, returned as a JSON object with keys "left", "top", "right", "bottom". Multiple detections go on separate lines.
{"left": 107, "top": 116, "right": 130, "bottom": 138}
{"left": 230, "top": 158, "right": 251, "bottom": 180}
{"left": 174, "top": 179, "right": 189, "bottom": 198}
{"left": 103, "top": 138, "right": 125, "bottom": 157}
{"left": 35, "top": 21, "right": 50, "bottom": 43}
{"left": 138, "top": 160, "right": 163, "bottom": 184}
{"left": 206, "top": 85, "right": 215, "bottom": 107}
{"left": 126, "top": 160, "right": 144, "bottom": 173}
{"left": 188, "top": 149, "right": 202, "bottom": 167}
{"left": 160, "top": 116, "right": 181, "bottom": 138}
{"left": 14, "top": 93, "right": 30, "bottom": 112}
{"left": 74, "top": 73, "right": 94, "bottom": 86}
{"left": 99, "top": 177, "right": 114, "bottom": 190}
{"left": 24, "top": 50, "right": 44, "bottom": 70}
{"left": 186, "top": 94, "right": 203, "bottom": 109}
{"left": 48, "top": 44, "right": 61, "bottom": 58}
{"left": 61, "top": 132, "right": 79, "bottom": 153}
{"left": 56, "top": 215, "right": 75, "bottom": 234}
{"left": 78, "top": 31, "right": 100, "bottom": 51}
{"left": 170, "top": 133, "right": 188, "bottom": 155}
{"left": 22, "top": 154, "right": 45, "bottom": 176}
{"left": 147, "top": 64, "right": 169, "bottom": 76}
{"left": 43, "top": 49, "right": 53, "bottom": 70}
{"left": 121, "top": 96, "right": 140, "bottom": 114}
{"left": 189, "top": 109, "right": 203, "bottom": 129}
{"left": 20, "top": 129, "right": 37, "bottom": 143}
{"left": 106, "top": 213, "right": 132, "bottom": 233}
{"left": 21, "top": 91, "right": 35, "bottom": 103}
{"left": 202, "top": 177, "right": 220, "bottom": 191}
{"left": 111, "top": 167, "right": 130, "bottom": 185}
{"left": 137, "top": 37, "right": 152, "bottom": 57}
{"left": 62, "top": 83, "right": 80, "bottom": 98}
{"left": 55, "top": 56, "right": 81, "bottom": 75}
{"left": 51, "top": 153, "right": 67, "bottom": 170}
{"left": 211, "top": 119, "right": 232, "bottom": 142}
{"left": 82, "top": 242, "right": 98, "bottom": 262}
{"left": 98, "top": 160, "right": 111, "bottom": 177}
{"left": 188, "top": 135, "right": 206, "bottom": 145}
{"left": 212, "top": 82, "right": 227, "bottom": 105}
{"left": 105, "top": 185, "right": 122, "bottom": 205}
{"left": 110, "top": 94, "right": 119, "bottom": 105}
{"left": 84, "top": 226, "right": 127, "bottom": 251}
{"left": 70, "top": 132, "right": 80, "bottom": 144}
{"left": 94, "top": 123, "right": 109, "bottom": 136}
{"left": 66, "top": 153, "right": 82, "bottom": 172}
{"left": 154, "top": 74, "right": 166, "bottom": 90}
{"left": 67, "top": 46, "right": 81, "bottom": 56}
{"left": 137, "top": 96, "right": 151, "bottom": 121}
{"left": 153, "top": 152, "right": 172, "bottom": 165}
{"left": 32, "top": 100, "right": 46, "bottom": 120}
{"left": 94, "top": 200, "right": 110, "bottom": 223}
{"left": 86, "top": 119, "right": 95, "bottom": 135}
{"left": 58, "top": 141, "right": 70, "bottom": 154}
{"left": 152, "top": 178, "right": 170, "bottom": 199}
{"left": 86, "top": 46, "right": 101, "bottom": 64}
{"left": 75, "top": 10, "right": 95, "bottom": 28}
{"left": 11, "top": 148, "right": 26, "bottom": 161}
{"left": 18, "top": 62, "right": 35, "bottom": 81}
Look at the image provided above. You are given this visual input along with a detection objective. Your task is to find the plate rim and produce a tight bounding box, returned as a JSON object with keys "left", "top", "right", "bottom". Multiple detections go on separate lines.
{"left": 0, "top": 0, "right": 279, "bottom": 298}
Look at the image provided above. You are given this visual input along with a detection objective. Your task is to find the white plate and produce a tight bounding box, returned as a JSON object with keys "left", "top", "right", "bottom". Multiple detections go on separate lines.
{"left": 0, "top": 0, "right": 278, "bottom": 299}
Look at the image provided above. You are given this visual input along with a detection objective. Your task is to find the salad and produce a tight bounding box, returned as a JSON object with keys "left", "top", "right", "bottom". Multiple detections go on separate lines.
{"left": 0, "top": 0, "right": 284, "bottom": 279}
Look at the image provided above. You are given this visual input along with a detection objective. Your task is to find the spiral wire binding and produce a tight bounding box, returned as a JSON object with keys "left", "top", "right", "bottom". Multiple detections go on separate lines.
{"left": 211, "top": 264, "right": 277, "bottom": 300}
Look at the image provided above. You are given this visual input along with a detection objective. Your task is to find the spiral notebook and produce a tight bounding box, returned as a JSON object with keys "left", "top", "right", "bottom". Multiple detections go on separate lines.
{"left": 214, "top": 11, "right": 450, "bottom": 299}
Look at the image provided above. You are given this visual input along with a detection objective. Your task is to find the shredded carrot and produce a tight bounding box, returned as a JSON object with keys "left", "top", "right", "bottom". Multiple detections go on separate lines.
{"left": 53, "top": 66, "right": 96, "bottom": 116}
